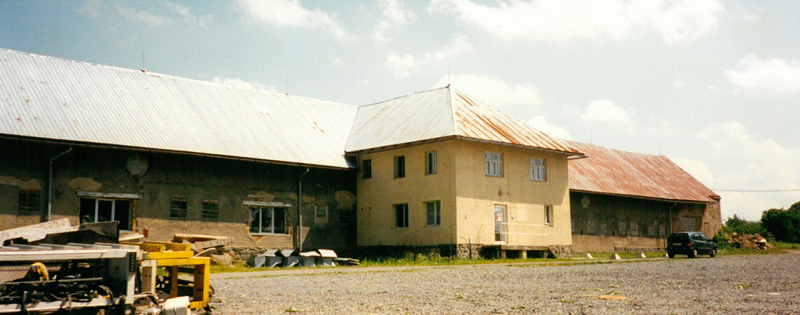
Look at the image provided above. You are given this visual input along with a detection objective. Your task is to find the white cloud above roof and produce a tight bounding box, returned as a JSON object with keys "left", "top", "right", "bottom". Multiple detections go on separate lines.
{"left": 527, "top": 115, "right": 572, "bottom": 140}
{"left": 581, "top": 100, "right": 633, "bottom": 131}
{"left": 429, "top": 0, "right": 722, "bottom": 44}
{"left": 386, "top": 33, "right": 472, "bottom": 77}
{"left": 236, "top": 0, "right": 349, "bottom": 39}
{"left": 373, "top": 0, "right": 416, "bottom": 42}
{"left": 433, "top": 73, "right": 541, "bottom": 118}
{"left": 725, "top": 55, "right": 800, "bottom": 97}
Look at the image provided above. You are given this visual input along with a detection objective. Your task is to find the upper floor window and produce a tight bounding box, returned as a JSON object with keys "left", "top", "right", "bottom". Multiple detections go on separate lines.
{"left": 394, "top": 156, "right": 405, "bottom": 178}
{"left": 485, "top": 152, "right": 503, "bottom": 177}
{"left": 394, "top": 203, "right": 408, "bottom": 228}
{"left": 530, "top": 158, "right": 546, "bottom": 181}
{"left": 362, "top": 159, "right": 372, "bottom": 179}
{"left": 425, "top": 151, "right": 438, "bottom": 175}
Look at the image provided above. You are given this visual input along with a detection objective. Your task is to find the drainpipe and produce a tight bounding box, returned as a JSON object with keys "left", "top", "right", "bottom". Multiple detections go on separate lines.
{"left": 296, "top": 168, "right": 310, "bottom": 252}
{"left": 47, "top": 147, "right": 72, "bottom": 221}
{"left": 668, "top": 202, "right": 678, "bottom": 234}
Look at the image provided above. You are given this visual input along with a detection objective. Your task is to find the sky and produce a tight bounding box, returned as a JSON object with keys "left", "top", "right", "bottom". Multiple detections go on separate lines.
{"left": 1, "top": 0, "right": 798, "bottom": 221}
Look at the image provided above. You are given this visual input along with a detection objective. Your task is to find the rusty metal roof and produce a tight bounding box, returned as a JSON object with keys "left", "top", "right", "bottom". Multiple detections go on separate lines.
{"left": 566, "top": 141, "right": 719, "bottom": 203}
{"left": 0, "top": 49, "right": 357, "bottom": 169}
{"left": 346, "top": 86, "right": 582, "bottom": 155}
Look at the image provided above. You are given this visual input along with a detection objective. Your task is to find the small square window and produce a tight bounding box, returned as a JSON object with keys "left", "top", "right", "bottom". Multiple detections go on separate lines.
{"left": 316, "top": 205, "right": 328, "bottom": 217}
{"left": 426, "top": 201, "right": 441, "bottom": 226}
{"left": 394, "top": 203, "right": 408, "bottom": 228}
{"left": 544, "top": 205, "right": 553, "bottom": 225}
{"left": 529, "top": 158, "right": 546, "bottom": 181}
{"left": 170, "top": 198, "right": 188, "bottom": 219}
{"left": 202, "top": 200, "right": 219, "bottom": 221}
{"left": 425, "top": 151, "right": 437, "bottom": 175}
{"left": 339, "top": 207, "right": 354, "bottom": 224}
{"left": 18, "top": 190, "right": 40, "bottom": 216}
{"left": 485, "top": 152, "right": 503, "bottom": 177}
{"left": 362, "top": 159, "right": 372, "bottom": 179}
{"left": 394, "top": 156, "right": 405, "bottom": 178}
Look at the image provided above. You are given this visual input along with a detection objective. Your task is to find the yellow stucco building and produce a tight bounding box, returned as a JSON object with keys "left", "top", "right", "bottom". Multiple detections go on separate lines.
{"left": 346, "top": 87, "right": 584, "bottom": 258}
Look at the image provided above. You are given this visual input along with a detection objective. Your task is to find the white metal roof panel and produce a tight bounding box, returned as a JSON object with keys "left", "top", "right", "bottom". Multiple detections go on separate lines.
{"left": 346, "top": 86, "right": 582, "bottom": 155}
{"left": 0, "top": 49, "right": 357, "bottom": 169}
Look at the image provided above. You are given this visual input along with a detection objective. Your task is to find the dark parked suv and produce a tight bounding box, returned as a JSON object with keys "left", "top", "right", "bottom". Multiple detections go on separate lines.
{"left": 667, "top": 232, "right": 716, "bottom": 258}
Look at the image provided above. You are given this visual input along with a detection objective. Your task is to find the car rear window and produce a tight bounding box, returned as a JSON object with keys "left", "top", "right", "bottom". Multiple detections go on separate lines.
{"left": 670, "top": 233, "right": 689, "bottom": 242}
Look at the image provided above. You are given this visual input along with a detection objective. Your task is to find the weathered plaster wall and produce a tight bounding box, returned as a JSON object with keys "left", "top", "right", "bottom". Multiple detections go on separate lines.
{"left": 356, "top": 140, "right": 458, "bottom": 246}
{"left": 453, "top": 140, "right": 572, "bottom": 247}
{"left": 0, "top": 138, "right": 356, "bottom": 250}
{"left": 570, "top": 192, "right": 721, "bottom": 252}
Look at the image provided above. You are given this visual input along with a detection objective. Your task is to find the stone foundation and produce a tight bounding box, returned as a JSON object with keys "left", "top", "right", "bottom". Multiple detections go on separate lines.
{"left": 547, "top": 245, "right": 573, "bottom": 258}
{"left": 456, "top": 244, "right": 484, "bottom": 259}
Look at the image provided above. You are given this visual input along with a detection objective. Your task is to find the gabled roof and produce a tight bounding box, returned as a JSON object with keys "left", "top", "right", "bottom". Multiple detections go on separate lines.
{"left": 346, "top": 86, "right": 582, "bottom": 155}
{"left": 0, "top": 49, "right": 357, "bottom": 169}
{"left": 566, "top": 141, "right": 719, "bottom": 203}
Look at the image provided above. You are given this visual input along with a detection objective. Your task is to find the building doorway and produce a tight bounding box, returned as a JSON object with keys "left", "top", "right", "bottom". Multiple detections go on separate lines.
{"left": 494, "top": 205, "right": 507, "bottom": 243}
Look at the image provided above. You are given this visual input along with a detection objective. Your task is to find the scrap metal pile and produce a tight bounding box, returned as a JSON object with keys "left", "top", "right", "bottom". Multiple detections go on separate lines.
{"left": 0, "top": 220, "right": 212, "bottom": 314}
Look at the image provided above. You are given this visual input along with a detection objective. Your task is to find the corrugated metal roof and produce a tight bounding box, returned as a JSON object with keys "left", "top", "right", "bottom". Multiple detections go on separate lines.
{"left": 567, "top": 141, "right": 719, "bottom": 203}
{"left": 346, "top": 86, "right": 582, "bottom": 155}
{"left": 0, "top": 49, "right": 357, "bottom": 169}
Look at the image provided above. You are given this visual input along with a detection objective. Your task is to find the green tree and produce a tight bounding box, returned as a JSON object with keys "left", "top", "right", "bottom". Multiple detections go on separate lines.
{"left": 761, "top": 207, "right": 800, "bottom": 243}
{"left": 723, "top": 214, "right": 766, "bottom": 235}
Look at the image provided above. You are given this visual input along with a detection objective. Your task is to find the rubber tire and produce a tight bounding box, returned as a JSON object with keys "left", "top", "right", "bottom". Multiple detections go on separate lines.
{"left": 710, "top": 248, "right": 717, "bottom": 257}
{"left": 667, "top": 251, "right": 675, "bottom": 258}
{"left": 689, "top": 249, "right": 698, "bottom": 258}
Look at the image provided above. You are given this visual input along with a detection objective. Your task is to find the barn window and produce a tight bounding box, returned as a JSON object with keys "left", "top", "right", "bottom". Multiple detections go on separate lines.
{"left": 425, "top": 151, "right": 437, "bottom": 175}
{"left": 485, "top": 152, "right": 503, "bottom": 177}
{"left": 529, "top": 158, "right": 546, "bottom": 181}
{"left": 170, "top": 198, "right": 188, "bottom": 219}
{"left": 544, "top": 205, "right": 553, "bottom": 225}
{"left": 202, "top": 200, "right": 219, "bottom": 221}
{"left": 362, "top": 159, "right": 372, "bottom": 179}
{"left": 18, "top": 190, "right": 41, "bottom": 216}
{"left": 249, "top": 207, "right": 287, "bottom": 234}
{"left": 394, "top": 203, "right": 408, "bottom": 228}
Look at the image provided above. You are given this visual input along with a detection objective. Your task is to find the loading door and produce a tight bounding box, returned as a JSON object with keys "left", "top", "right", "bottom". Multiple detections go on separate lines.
{"left": 494, "top": 205, "right": 507, "bottom": 243}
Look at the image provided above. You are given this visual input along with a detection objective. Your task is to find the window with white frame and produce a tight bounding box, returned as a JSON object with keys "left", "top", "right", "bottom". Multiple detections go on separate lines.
{"left": 425, "top": 201, "right": 441, "bottom": 226}
{"left": 544, "top": 205, "right": 553, "bottom": 225}
{"left": 394, "top": 203, "right": 408, "bottom": 228}
{"left": 529, "top": 158, "right": 546, "bottom": 181}
{"left": 79, "top": 198, "right": 132, "bottom": 230}
{"left": 425, "top": 151, "right": 437, "bottom": 175}
{"left": 485, "top": 152, "right": 503, "bottom": 177}
{"left": 249, "top": 206, "right": 287, "bottom": 234}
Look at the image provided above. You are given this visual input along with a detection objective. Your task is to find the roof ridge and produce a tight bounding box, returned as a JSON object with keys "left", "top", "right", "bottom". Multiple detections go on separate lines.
{"left": 358, "top": 86, "right": 451, "bottom": 107}
{"left": 447, "top": 85, "right": 458, "bottom": 136}
{"left": 606, "top": 147, "right": 674, "bottom": 196}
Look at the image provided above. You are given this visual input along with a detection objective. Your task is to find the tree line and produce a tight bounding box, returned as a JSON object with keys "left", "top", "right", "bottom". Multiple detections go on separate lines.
{"left": 720, "top": 201, "right": 800, "bottom": 243}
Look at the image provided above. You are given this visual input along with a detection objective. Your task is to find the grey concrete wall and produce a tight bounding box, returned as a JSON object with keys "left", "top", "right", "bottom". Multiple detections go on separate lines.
{"left": 569, "top": 192, "right": 721, "bottom": 252}
{"left": 0, "top": 138, "right": 356, "bottom": 251}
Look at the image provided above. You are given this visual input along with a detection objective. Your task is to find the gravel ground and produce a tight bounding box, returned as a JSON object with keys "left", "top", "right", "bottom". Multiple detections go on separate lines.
{"left": 210, "top": 254, "right": 800, "bottom": 314}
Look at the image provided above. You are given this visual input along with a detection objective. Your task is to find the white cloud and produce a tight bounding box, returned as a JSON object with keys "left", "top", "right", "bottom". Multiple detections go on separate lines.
{"left": 212, "top": 77, "right": 281, "bottom": 93}
{"left": 672, "top": 158, "right": 715, "bottom": 186}
{"left": 116, "top": 5, "right": 172, "bottom": 26}
{"left": 165, "top": 2, "right": 214, "bottom": 27}
{"left": 429, "top": 0, "right": 722, "bottom": 44}
{"left": 76, "top": 0, "right": 102, "bottom": 17}
{"left": 695, "top": 122, "right": 800, "bottom": 220}
{"left": 672, "top": 78, "right": 684, "bottom": 91}
{"left": 433, "top": 73, "right": 542, "bottom": 117}
{"left": 725, "top": 54, "right": 800, "bottom": 96}
{"left": 527, "top": 116, "right": 572, "bottom": 140}
{"left": 581, "top": 100, "right": 633, "bottom": 130}
{"left": 374, "top": 0, "right": 416, "bottom": 42}
{"left": 236, "top": 0, "right": 349, "bottom": 39}
{"left": 386, "top": 33, "right": 473, "bottom": 78}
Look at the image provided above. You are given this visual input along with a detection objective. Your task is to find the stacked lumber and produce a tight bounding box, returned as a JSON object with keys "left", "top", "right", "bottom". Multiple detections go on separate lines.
{"left": 172, "top": 233, "right": 234, "bottom": 265}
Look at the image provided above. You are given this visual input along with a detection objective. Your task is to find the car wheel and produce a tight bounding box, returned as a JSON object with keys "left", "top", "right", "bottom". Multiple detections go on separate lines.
{"left": 667, "top": 251, "right": 675, "bottom": 258}
{"left": 710, "top": 248, "right": 717, "bottom": 257}
{"left": 689, "top": 249, "right": 697, "bottom": 258}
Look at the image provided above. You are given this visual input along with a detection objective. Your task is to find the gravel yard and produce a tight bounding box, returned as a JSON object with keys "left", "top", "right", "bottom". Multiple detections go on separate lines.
{"left": 210, "top": 254, "right": 800, "bottom": 314}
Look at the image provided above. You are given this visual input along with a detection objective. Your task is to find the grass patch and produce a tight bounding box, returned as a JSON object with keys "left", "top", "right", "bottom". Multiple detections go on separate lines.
{"left": 717, "top": 248, "right": 785, "bottom": 256}
{"left": 773, "top": 241, "right": 800, "bottom": 250}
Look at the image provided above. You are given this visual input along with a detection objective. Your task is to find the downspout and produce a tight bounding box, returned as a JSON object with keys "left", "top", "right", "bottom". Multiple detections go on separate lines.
{"left": 668, "top": 202, "right": 678, "bottom": 234}
{"left": 47, "top": 147, "right": 73, "bottom": 221}
{"left": 296, "top": 168, "right": 310, "bottom": 252}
